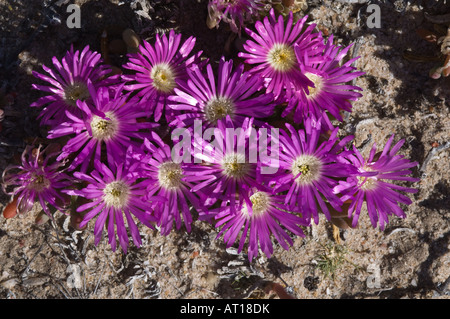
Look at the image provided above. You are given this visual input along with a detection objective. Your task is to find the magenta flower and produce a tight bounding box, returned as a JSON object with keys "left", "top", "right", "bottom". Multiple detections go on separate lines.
{"left": 48, "top": 86, "right": 158, "bottom": 172}
{"left": 65, "top": 158, "right": 163, "bottom": 253}
{"left": 168, "top": 58, "right": 275, "bottom": 129}
{"left": 215, "top": 185, "right": 307, "bottom": 261}
{"left": 207, "top": 0, "right": 266, "bottom": 34}
{"left": 334, "top": 135, "right": 420, "bottom": 230}
{"left": 238, "top": 9, "right": 324, "bottom": 100}
{"left": 137, "top": 133, "right": 206, "bottom": 235}
{"left": 2, "top": 145, "right": 72, "bottom": 217}
{"left": 31, "top": 45, "right": 114, "bottom": 127}
{"left": 270, "top": 115, "right": 356, "bottom": 225}
{"left": 122, "top": 30, "right": 203, "bottom": 122}
{"left": 283, "top": 35, "right": 365, "bottom": 123}
{"left": 183, "top": 116, "right": 259, "bottom": 216}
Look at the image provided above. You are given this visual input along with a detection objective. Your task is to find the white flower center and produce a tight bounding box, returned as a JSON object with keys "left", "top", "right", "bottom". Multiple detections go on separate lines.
{"left": 158, "top": 162, "right": 183, "bottom": 190}
{"left": 357, "top": 166, "right": 378, "bottom": 191}
{"left": 90, "top": 111, "right": 119, "bottom": 141}
{"left": 291, "top": 154, "right": 323, "bottom": 185}
{"left": 304, "top": 72, "right": 323, "bottom": 98}
{"left": 243, "top": 191, "right": 271, "bottom": 218}
{"left": 204, "top": 96, "right": 235, "bottom": 123}
{"left": 103, "top": 181, "right": 130, "bottom": 208}
{"left": 222, "top": 153, "right": 250, "bottom": 179}
{"left": 150, "top": 63, "right": 176, "bottom": 93}
{"left": 63, "top": 81, "right": 90, "bottom": 107}
{"left": 267, "top": 43, "right": 296, "bottom": 72}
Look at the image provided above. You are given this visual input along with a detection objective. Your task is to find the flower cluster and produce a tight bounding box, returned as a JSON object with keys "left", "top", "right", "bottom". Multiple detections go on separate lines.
{"left": 207, "top": 0, "right": 267, "bottom": 34}
{"left": 1, "top": 7, "right": 419, "bottom": 261}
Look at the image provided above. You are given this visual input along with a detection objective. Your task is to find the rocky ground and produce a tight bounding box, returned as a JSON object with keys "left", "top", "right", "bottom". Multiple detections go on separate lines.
{"left": 0, "top": 0, "right": 449, "bottom": 300}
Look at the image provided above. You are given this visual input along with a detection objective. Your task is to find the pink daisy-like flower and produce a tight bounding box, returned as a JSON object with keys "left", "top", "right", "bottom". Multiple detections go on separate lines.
{"left": 65, "top": 157, "right": 163, "bottom": 253}
{"left": 137, "top": 133, "right": 206, "bottom": 235}
{"left": 183, "top": 116, "right": 260, "bottom": 215}
{"left": 31, "top": 45, "right": 114, "bottom": 127}
{"left": 168, "top": 58, "right": 275, "bottom": 129}
{"left": 335, "top": 134, "right": 419, "bottom": 230}
{"left": 48, "top": 86, "right": 158, "bottom": 172}
{"left": 238, "top": 8, "right": 324, "bottom": 100}
{"left": 207, "top": 0, "right": 266, "bottom": 34}
{"left": 215, "top": 185, "right": 307, "bottom": 261}
{"left": 122, "top": 30, "right": 203, "bottom": 122}
{"left": 270, "top": 115, "right": 356, "bottom": 225}
{"left": 2, "top": 145, "right": 72, "bottom": 217}
{"left": 283, "top": 35, "right": 365, "bottom": 123}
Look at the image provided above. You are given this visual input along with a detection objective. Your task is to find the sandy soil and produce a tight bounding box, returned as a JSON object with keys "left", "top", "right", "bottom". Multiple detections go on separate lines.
{"left": 0, "top": 0, "right": 449, "bottom": 299}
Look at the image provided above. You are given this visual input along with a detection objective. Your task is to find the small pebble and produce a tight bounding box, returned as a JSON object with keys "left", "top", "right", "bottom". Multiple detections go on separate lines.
{"left": 22, "top": 277, "right": 48, "bottom": 287}
{"left": 1, "top": 278, "right": 18, "bottom": 289}
{"left": 122, "top": 28, "right": 140, "bottom": 53}
{"left": 35, "top": 211, "right": 50, "bottom": 225}
{"left": 3, "top": 197, "right": 17, "bottom": 219}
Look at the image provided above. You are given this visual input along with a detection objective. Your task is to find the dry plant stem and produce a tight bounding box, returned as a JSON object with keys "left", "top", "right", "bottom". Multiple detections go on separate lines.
{"left": 438, "top": 276, "right": 450, "bottom": 295}
{"left": 264, "top": 281, "right": 296, "bottom": 299}
{"left": 386, "top": 227, "right": 416, "bottom": 238}
{"left": 101, "top": 30, "right": 110, "bottom": 65}
{"left": 420, "top": 141, "right": 450, "bottom": 177}
{"left": 332, "top": 224, "right": 341, "bottom": 244}
{"left": 52, "top": 280, "right": 71, "bottom": 299}
{"left": 440, "top": 27, "right": 450, "bottom": 55}
{"left": 20, "top": 242, "right": 44, "bottom": 279}
{"left": 424, "top": 12, "right": 450, "bottom": 24}
{"left": 345, "top": 36, "right": 364, "bottom": 122}
{"left": 403, "top": 51, "right": 442, "bottom": 63}
{"left": 92, "top": 259, "right": 107, "bottom": 295}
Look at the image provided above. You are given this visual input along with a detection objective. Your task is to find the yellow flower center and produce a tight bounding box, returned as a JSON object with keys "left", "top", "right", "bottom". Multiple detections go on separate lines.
{"left": 158, "top": 162, "right": 183, "bottom": 190}
{"left": 204, "top": 96, "right": 235, "bottom": 123}
{"left": 291, "top": 154, "right": 323, "bottom": 185}
{"left": 244, "top": 191, "right": 271, "bottom": 217}
{"left": 103, "top": 181, "right": 130, "bottom": 208}
{"left": 222, "top": 153, "right": 250, "bottom": 179}
{"left": 267, "top": 43, "right": 296, "bottom": 72}
{"left": 64, "top": 82, "right": 90, "bottom": 107}
{"left": 90, "top": 111, "right": 119, "bottom": 141}
{"left": 304, "top": 72, "right": 323, "bottom": 98}
{"left": 150, "top": 63, "right": 176, "bottom": 93}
